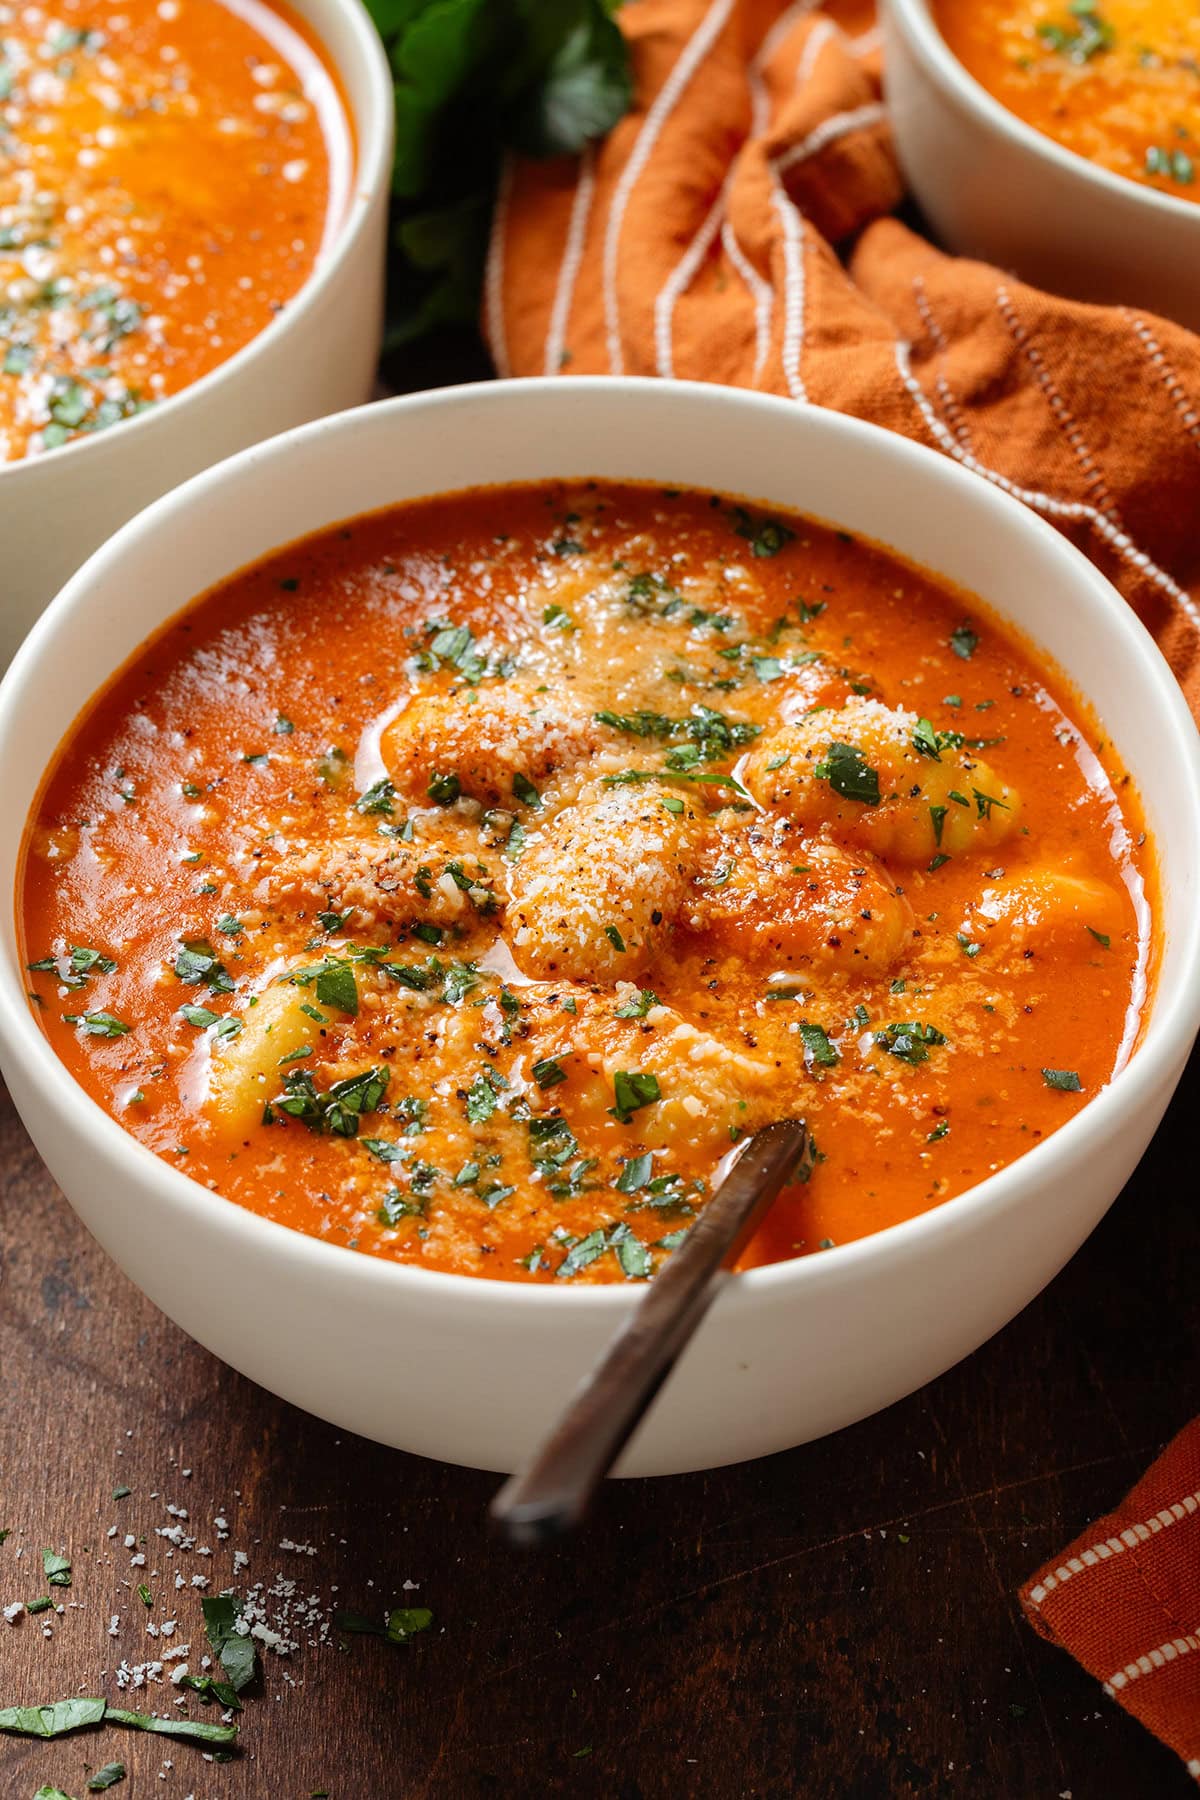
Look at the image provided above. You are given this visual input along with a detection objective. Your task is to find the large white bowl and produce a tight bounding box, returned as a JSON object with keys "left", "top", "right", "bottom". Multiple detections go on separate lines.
{"left": 0, "top": 0, "right": 393, "bottom": 665}
{"left": 882, "top": 0, "right": 1200, "bottom": 331}
{"left": 1, "top": 379, "right": 1197, "bottom": 1477}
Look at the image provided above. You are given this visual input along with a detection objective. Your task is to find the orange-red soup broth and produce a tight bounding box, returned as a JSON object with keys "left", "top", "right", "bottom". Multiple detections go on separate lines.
{"left": 936, "top": 0, "right": 1200, "bottom": 201}
{"left": 20, "top": 483, "right": 1154, "bottom": 1284}
{"left": 0, "top": 0, "right": 350, "bottom": 460}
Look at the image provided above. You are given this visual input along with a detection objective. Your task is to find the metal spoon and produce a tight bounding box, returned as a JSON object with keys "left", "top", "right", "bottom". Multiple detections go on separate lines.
{"left": 489, "top": 1118, "right": 811, "bottom": 1546}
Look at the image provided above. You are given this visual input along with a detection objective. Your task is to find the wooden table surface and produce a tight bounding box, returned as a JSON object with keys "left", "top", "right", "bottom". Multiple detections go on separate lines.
{"left": 2, "top": 349, "right": 1197, "bottom": 1800}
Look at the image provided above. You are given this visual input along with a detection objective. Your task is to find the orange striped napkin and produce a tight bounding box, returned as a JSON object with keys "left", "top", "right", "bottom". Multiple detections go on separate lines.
{"left": 484, "top": 0, "right": 1200, "bottom": 1776}
{"left": 484, "top": 0, "right": 1200, "bottom": 723}
{"left": 1021, "top": 1437, "right": 1200, "bottom": 1778}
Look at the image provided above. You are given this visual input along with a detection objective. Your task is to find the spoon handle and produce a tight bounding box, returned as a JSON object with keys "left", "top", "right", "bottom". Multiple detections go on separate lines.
{"left": 489, "top": 1118, "right": 810, "bottom": 1546}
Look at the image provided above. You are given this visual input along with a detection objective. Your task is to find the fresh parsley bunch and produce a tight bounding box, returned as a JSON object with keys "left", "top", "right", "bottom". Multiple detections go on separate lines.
{"left": 364, "top": 0, "right": 632, "bottom": 359}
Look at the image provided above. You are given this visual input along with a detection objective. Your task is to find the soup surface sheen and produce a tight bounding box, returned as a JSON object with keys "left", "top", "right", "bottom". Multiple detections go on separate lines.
{"left": 0, "top": 0, "right": 348, "bottom": 461}
{"left": 20, "top": 483, "right": 1153, "bottom": 1284}
{"left": 936, "top": 0, "right": 1199, "bottom": 201}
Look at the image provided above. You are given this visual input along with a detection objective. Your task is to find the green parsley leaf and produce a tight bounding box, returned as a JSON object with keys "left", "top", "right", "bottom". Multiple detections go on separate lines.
{"left": 1086, "top": 927, "right": 1111, "bottom": 949}
{"left": 532, "top": 1056, "right": 566, "bottom": 1089}
{"left": 814, "top": 741, "right": 881, "bottom": 807}
{"left": 798, "top": 1021, "right": 839, "bottom": 1068}
{"left": 42, "top": 1549, "right": 70, "bottom": 1587}
{"left": 105, "top": 1707, "right": 237, "bottom": 1745}
{"left": 875, "top": 1021, "right": 948, "bottom": 1065}
{"left": 87, "top": 1762, "right": 126, "bottom": 1790}
{"left": 66, "top": 1011, "right": 130, "bottom": 1038}
{"left": 356, "top": 778, "right": 396, "bottom": 817}
{"left": 1042, "top": 1068, "right": 1083, "bottom": 1091}
{"left": 0, "top": 1697, "right": 106, "bottom": 1737}
{"left": 512, "top": 772, "right": 541, "bottom": 808}
{"left": 315, "top": 961, "right": 358, "bottom": 1016}
{"left": 950, "top": 621, "right": 979, "bottom": 659}
{"left": 613, "top": 988, "right": 658, "bottom": 1018}
{"left": 334, "top": 1606, "right": 433, "bottom": 1644}
{"left": 609, "top": 1069, "right": 661, "bottom": 1123}
{"left": 427, "top": 771, "right": 461, "bottom": 806}
{"left": 615, "top": 1151, "right": 653, "bottom": 1193}
{"left": 201, "top": 1593, "right": 257, "bottom": 1693}
{"left": 730, "top": 505, "right": 795, "bottom": 557}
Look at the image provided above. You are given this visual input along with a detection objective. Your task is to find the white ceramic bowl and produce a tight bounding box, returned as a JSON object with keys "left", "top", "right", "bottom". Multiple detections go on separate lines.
{"left": 0, "top": 0, "right": 393, "bottom": 666}
{"left": 1, "top": 379, "right": 1197, "bottom": 1478}
{"left": 882, "top": 0, "right": 1200, "bottom": 331}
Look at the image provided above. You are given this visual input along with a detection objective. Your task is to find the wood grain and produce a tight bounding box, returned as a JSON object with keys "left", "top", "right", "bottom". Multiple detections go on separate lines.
{"left": 3, "top": 1048, "right": 1196, "bottom": 1800}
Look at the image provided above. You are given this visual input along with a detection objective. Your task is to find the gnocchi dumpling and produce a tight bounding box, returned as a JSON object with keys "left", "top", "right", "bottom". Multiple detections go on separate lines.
{"left": 383, "top": 680, "right": 603, "bottom": 809}
{"left": 690, "top": 824, "right": 915, "bottom": 972}
{"left": 961, "top": 869, "right": 1127, "bottom": 955}
{"left": 506, "top": 780, "right": 707, "bottom": 982}
{"left": 207, "top": 981, "right": 317, "bottom": 1137}
{"left": 741, "top": 697, "right": 1021, "bottom": 862}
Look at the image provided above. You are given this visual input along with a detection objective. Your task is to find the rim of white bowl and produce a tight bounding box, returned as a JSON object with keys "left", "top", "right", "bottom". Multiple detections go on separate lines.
{"left": 0, "top": 0, "right": 394, "bottom": 487}
{"left": 2, "top": 378, "right": 1198, "bottom": 1318}
{"left": 885, "top": 0, "right": 1200, "bottom": 226}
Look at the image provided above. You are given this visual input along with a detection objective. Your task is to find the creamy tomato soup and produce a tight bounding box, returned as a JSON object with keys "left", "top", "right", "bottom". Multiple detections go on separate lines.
{"left": 936, "top": 0, "right": 1199, "bottom": 200}
{"left": 0, "top": 0, "right": 349, "bottom": 461}
{"left": 19, "top": 484, "right": 1155, "bottom": 1284}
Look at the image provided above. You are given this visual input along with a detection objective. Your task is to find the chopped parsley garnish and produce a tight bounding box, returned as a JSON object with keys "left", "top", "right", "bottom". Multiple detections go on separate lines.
{"left": 512, "top": 772, "right": 541, "bottom": 808}
{"left": 927, "top": 1120, "right": 950, "bottom": 1143}
{"left": 267, "top": 1066, "right": 389, "bottom": 1137}
{"left": 730, "top": 505, "right": 795, "bottom": 557}
{"left": 284, "top": 958, "right": 358, "bottom": 1017}
{"left": 0, "top": 1698, "right": 237, "bottom": 1746}
{"left": 929, "top": 804, "right": 948, "bottom": 847}
{"left": 798, "top": 1021, "right": 839, "bottom": 1068}
{"left": 1086, "top": 927, "right": 1111, "bottom": 949}
{"left": 87, "top": 1763, "right": 126, "bottom": 1791}
{"left": 379, "top": 1190, "right": 428, "bottom": 1226}
{"left": 614, "top": 987, "right": 658, "bottom": 1018}
{"left": 64, "top": 1010, "right": 130, "bottom": 1038}
{"left": 874, "top": 1021, "right": 947, "bottom": 1065}
{"left": 1146, "top": 144, "right": 1195, "bottom": 185}
{"left": 956, "top": 933, "right": 981, "bottom": 959}
{"left": 972, "top": 788, "right": 1010, "bottom": 820}
{"left": 317, "top": 745, "right": 350, "bottom": 788}
{"left": 814, "top": 741, "right": 881, "bottom": 807}
{"left": 465, "top": 1069, "right": 502, "bottom": 1124}
{"left": 427, "top": 771, "right": 461, "bottom": 806}
{"left": 201, "top": 1593, "right": 257, "bottom": 1694}
{"left": 334, "top": 1606, "right": 433, "bottom": 1644}
{"left": 1037, "top": 5, "right": 1113, "bottom": 62}
{"left": 949, "top": 621, "right": 979, "bottom": 660}
{"left": 609, "top": 1069, "right": 661, "bottom": 1123}
{"left": 419, "top": 619, "right": 492, "bottom": 683}
{"left": 595, "top": 704, "right": 759, "bottom": 760}
{"left": 356, "top": 778, "right": 396, "bottom": 817}
{"left": 605, "top": 924, "right": 626, "bottom": 953}
{"left": 615, "top": 1151, "right": 653, "bottom": 1193}
{"left": 532, "top": 1056, "right": 566, "bottom": 1090}
{"left": 274, "top": 715, "right": 294, "bottom": 735}
{"left": 172, "top": 940, "right": 234, "bottom": 994}
{"left": 42, "top": 1549, "right": 70, "bottom": 1587}
{"left": 1042, "top": 1068, "right": 1083, "bottom": 1091}
{"left": 556, "top": 1221, "right": 652, "bottom": 1280}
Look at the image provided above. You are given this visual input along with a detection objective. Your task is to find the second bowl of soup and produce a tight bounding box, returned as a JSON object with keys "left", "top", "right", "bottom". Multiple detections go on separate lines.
{"left": 882, "top": 0, "right": 1200, "bottom": 329}
{"left": 0, "top": 0, "right": 393, "bottom": 661}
